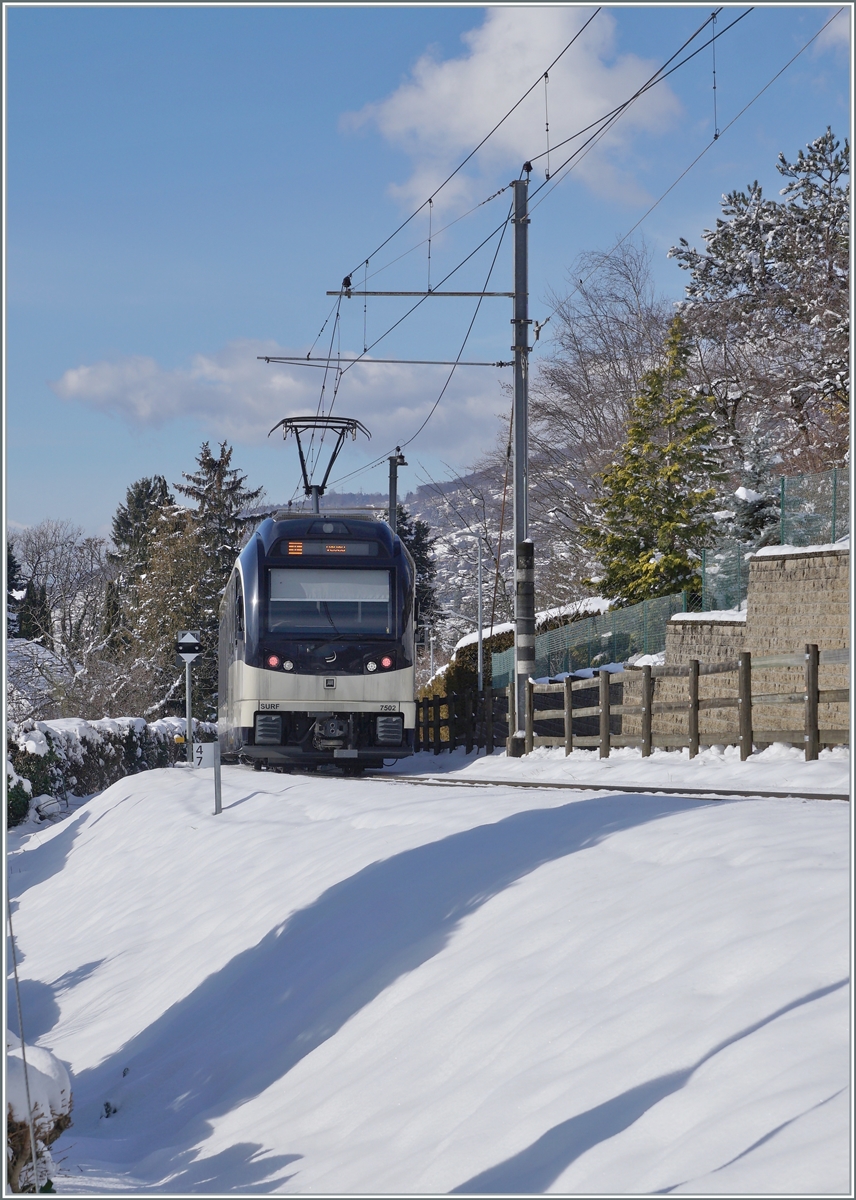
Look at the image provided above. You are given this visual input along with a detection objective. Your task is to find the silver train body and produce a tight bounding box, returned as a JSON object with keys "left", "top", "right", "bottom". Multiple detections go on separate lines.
{"left": 218, "top": 511, "right": 416, "bottom": 769}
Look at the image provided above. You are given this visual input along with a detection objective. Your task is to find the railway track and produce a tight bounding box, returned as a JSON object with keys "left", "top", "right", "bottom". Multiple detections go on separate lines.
{"left": 379, "top": 775, "right": 850, "bottom": 802}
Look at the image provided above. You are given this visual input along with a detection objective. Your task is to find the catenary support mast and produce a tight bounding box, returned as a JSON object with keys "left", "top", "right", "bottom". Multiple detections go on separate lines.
{"left": 512, "top": 171, "right": 534, "bottom": 741}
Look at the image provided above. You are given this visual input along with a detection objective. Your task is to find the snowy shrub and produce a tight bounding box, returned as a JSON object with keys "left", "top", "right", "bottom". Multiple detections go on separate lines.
{"left": 6, "top": 1030, "right": 72, "bottom": 1193}
{"left": 6, "top": 717, "right": 217, "bottom": 828}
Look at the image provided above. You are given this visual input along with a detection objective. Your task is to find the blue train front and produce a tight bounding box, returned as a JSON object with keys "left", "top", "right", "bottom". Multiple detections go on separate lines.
{"left": 218, "top": 511, "right": 416, "bottom": 770}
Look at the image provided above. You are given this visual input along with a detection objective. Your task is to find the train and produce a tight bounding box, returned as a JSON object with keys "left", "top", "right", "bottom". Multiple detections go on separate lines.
{"left": 218, "top": 509, "right": 417, "bottom": 771}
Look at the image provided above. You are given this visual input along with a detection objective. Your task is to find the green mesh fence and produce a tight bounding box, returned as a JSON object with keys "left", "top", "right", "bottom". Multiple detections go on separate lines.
{"left": 780, "top": 468, "right": 849, "bottom": 546}
{"left": 700, "top": 541, "right": 750, "bottom": 613}
{"left": 492, "top": 592, "right": 689, "bottom": 687}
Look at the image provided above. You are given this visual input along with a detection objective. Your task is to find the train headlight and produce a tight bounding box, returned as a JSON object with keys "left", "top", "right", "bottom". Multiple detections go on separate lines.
{"left": 381, "top": 655, "right": 393, "bottom": 669}
{"left": 283, "top": 660, "right": 294, "bottom": 671}
{"left": 365, "top": 660, "right": 378, "bottom": 673}
{"left": 266, "top": 654, "right": 281, "bottom": 668}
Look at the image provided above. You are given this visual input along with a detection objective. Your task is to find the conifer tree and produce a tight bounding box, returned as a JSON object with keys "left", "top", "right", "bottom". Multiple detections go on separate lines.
{"left": 581, "top": 317, "right": 724, "bottom": 605}
{"left": 7, "top": 544, "right": 24, "bottom": 636}
{"left": 110, "top": 476, "right": 174, "bottom": 580}
{"left": 386, "top": 504, "right": 439, "bottom": 630}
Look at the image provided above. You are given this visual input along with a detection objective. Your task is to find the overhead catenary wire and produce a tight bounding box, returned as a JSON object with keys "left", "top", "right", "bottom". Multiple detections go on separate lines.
{"left": 327, "top": 201, "right": 513, "bottom": 489}
{"left": 344, "top": 7, "right": 602, "bottom": 279}
{"left": 328, "top": 6, "right": 748, "bottom": 390}
{"left": 531, "top": 4, "right": 845, "bottom": 339}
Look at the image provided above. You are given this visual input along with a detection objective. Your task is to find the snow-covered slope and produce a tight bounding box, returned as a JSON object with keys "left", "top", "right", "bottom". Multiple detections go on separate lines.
{"left": 7, "top": 761, "right": 850, "bottom": 1194}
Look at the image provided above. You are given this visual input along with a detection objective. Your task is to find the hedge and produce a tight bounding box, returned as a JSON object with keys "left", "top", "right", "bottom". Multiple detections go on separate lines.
{"left": 6, "top": 717, "right": 217, "bottom": 829}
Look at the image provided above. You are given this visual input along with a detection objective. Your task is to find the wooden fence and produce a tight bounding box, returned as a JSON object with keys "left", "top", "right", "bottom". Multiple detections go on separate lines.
{"left": 415, "top": 687, "right": 508, "bottom": 755}
{"left": 522, "top": 644, "right": 848, "bottom": 762}
{"left": 417, "top": 645, "right": 848, "bottom": 763}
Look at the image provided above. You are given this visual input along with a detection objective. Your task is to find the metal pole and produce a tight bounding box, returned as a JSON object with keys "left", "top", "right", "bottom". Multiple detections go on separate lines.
{"left": 185, "top": 660, "right": 193, "bottom": 763}
{"left": 477, "top": 538, "right": 484, "bottom": 692}
{"left": 430, "top": 631, "right": 435, "bottom": 678}
{"left": 512, "top": 172, "right": 531, "bottom": 735}
{"left": 213, "top": 743, "right": 222, "bottom": 814}
{"left": 388, "top": 447, "right": 406, "bottom": 534}
{"left": 388, "top": 455, "right": 398, "bottom": 534}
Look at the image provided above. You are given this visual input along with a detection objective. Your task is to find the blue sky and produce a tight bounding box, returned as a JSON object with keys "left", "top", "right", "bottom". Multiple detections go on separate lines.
{"left": 5, "top": 3, "right": 851, "bottom": 535}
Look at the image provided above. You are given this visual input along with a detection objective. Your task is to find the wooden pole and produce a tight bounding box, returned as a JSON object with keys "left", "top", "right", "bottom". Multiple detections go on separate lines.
{"left": 641, "top": 664, "right": 653, "bottom": 757}
{"left": 804, "top": 643, "right": 819, "bottom": 761}
{"left": 599, "top": 669, "right": 611, "bottom": 759}
{"left": 465, "top": 691, "right": 474, "bottom": 755}
{"left": 563, "top": 675, "right": 573, "bottom": 756}
{"left": 688, "top": 659, "right": 700, "bottom": 759}
{"left": 485, "top": 685, "right": 493, "bottom": 754}
{"left": 448, "top": 692, "right": 457, "bottom": 751}
{"left": 432, "top": 694, "right": 441, "bottom": 755}
{"left": 524, "top": 679, "right": 534, "bottom": 755}
{"left": 738, "top": 651, "right": 753, "bottom": 761}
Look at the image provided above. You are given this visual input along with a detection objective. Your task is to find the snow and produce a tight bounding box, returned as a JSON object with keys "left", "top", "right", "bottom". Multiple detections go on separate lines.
{"left": 752, "top": 539, "right": 849, "bottom": 557}
{"left": 6, "top": 1029, "right": 72, "bottom": 1125}
{"left": 671, "top": 607, "right": 747, "bottom": 622}
{"left": 451, "top": 599, "right": 610, "bottom": 656}
{"left": 734, "top": 485, "right": 766, "bottom": 503}
{"left": 6, "top": 752, "right": 850, "bottom": 1194}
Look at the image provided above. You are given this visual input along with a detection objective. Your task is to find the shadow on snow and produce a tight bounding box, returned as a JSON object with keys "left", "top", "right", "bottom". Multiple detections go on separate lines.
{"left": 63, "top": 793, "right": 714, "bottom": 1191}
{"left": 452, "top": 979, "right": 849, "bottom": 1195}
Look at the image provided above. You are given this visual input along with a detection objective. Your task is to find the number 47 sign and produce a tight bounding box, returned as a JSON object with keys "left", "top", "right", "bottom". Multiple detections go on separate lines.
{"left": 194, "top": 741, "right": 218, "bottom": 769}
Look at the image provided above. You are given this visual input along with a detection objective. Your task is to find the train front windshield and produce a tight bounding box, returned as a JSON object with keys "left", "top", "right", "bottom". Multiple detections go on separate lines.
{"left": 267, "top": 568, "right": 393, "bottom": 636}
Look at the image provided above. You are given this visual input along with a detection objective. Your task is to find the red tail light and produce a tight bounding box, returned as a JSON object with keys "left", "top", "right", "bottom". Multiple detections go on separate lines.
{"left": 380, "top": 655, "right": 393, "bottom": 669}
{"left": 266, "top": 654, "right": 281, "bottom": 668}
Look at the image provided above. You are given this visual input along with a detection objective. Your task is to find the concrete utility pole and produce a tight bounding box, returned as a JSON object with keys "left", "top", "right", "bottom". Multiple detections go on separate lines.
{"left": 388, "top": 447, "right": 407, "bottom": 534}
{"left": 512, "top": 171, "right": 534, "bottom": 741}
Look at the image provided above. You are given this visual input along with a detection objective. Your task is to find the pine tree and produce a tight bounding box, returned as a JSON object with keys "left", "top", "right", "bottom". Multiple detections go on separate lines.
{"left": 172, "top": 442, "right": 264, "bottom": 717}
{"left": 581, "top": 317, "right": 724, "bottom": 606}
{"left": 7, "top": 544, "right": 24, "bottom": 636}
{"left": 387, "top": 504, "right": 439, "bottom": 630}
{"left": 110, "top": 476, "right": 174, "bottom": 580}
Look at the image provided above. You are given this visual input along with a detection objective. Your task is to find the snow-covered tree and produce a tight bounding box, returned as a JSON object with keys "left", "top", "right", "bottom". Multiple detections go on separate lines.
{"left": 581, "top": 317, "right": 724, "bottom": 605}
{"left": 109, "top": 475, "right": 174, "bottom": 580}
{"left": 669, "top": 128, "right": 849, "bottom": 472}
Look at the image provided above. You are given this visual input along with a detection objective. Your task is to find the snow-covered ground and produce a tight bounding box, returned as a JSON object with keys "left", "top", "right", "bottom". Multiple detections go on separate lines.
{"left": 6, "top": 753, "right": 851, "bottom": 1194}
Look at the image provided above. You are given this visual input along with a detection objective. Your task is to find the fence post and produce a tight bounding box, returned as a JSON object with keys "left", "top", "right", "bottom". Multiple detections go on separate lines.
{"left": 484, "top": 685, "right": 493, "bottom": 754}
{"left": 599, "top": 669, "right": 611, "bottom": 759}
{"left": 688, "top": 659, "right": 700, "bottom": 758}
{"left": 831, "top": 468, "right": 838, "bottom": 543}
{"left": 701, "top": 548, "right": 707, "bottom": 612}
{"left": 506, "top": 684, "right": 516, "bottom": 754}
{"left": 432, "top": 694, "right": 441, "bottom": 755}
{"left": 804, "top": 643, "right": 819, "bottom": 761}
{"left": 465, "top": 690, "right": 474, "bottom": 755}
{"left": 524, "top": 679, "right": 534, "bottom": 754}
{"left": 415, "top": 699, "right": 422, "bottom": 752}
{"left": 738, "top": 651, "right": 753, "bottom": 761}
{"left": 643, "top": 600, "right": 649, "bottom": 655}
{"left": 447, "top": 693, "right": 457, "bottom": 752}
{"left": 641, "top": 665, "right": 653, "bottom": 757}
{"left": 779, "top": 475, "right": 786, "bottom": 544}
{"left": 423, "top": 696, "right": 430, "bottom": 752}
{"left": 564, "top": 675, "right": 573, "bottom": 756}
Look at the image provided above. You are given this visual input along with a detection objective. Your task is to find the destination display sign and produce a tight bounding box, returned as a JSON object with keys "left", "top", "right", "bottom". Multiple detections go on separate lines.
{"left": 282, "top": 540, "right": 378, "bottom": 556}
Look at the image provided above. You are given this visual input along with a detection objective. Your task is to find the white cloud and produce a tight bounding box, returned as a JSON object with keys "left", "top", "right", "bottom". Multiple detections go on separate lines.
{"left": 50, "top": 339, "right": 509, "bottom": 467}
{"left": 813, "top": 7, "right": 850, "bottom": 57}
{"left": 344, "top": 7, "right": 681, "bottom": 209}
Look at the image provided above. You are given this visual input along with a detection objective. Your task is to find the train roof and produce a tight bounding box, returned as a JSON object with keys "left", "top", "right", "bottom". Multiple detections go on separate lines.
{"left": 248, "top": 512, "right": 402, "bottom": 557}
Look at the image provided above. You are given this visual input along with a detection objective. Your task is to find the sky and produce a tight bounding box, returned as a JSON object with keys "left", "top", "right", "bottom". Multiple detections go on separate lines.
{"left": 4, "top": 2, "right": 851, "bottom": 537}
